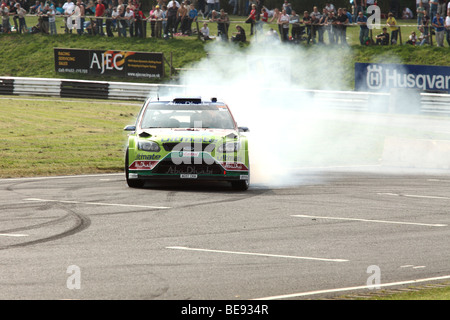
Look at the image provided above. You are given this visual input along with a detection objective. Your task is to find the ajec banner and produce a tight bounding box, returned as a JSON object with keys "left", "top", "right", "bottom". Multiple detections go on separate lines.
{"left": 54, "top": 48, "right": 164, "bottom": 79}
{"left": 355, "top": 63, "right": 450, "bottom": 93}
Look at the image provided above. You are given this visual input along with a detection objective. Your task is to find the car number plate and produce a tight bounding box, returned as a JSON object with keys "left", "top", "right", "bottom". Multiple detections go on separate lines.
{"left": 180, "top": 174, "right": 198, "bottom": 179}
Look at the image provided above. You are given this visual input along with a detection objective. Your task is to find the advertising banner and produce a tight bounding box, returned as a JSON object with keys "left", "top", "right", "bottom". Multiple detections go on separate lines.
{"left": 54, "top": 48, "right": 164, "bottom": 79}
{"left": 355, "top": 63, "right": 450, "bottom": 93}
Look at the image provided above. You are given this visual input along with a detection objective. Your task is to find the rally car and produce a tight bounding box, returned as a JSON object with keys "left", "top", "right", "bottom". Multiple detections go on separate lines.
{"left": 124, "top": 97, "right": 250, "bottom": 190}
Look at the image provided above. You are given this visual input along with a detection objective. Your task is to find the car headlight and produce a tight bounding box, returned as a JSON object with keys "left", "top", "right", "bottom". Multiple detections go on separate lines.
{"left": 138, "top": 140, "right": 160, "bottom": 152}
{"left": 218, "top": 142, "right": 240, "bottom": 153}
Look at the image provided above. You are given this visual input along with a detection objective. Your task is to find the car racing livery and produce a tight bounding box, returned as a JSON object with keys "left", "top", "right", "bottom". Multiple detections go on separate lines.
{"left": 124, "top": 97, "right": 250, "bottom": 190}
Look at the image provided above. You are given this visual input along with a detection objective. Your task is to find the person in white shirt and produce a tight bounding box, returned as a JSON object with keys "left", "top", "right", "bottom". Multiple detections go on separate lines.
{"left": 63, "top": 0, "right": 76, "bottom": 33}
{"left": 200, "top": 22, "right": 211, "bottom": 40}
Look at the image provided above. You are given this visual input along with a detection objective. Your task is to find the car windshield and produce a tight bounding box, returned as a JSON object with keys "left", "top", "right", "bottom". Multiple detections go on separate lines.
{"left": 140, "top": 103, "right": 235, "bottom": 129}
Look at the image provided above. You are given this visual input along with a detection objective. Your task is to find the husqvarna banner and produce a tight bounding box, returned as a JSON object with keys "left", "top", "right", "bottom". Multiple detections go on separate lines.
{"left": 54, "top": 48, "right": 164, "bottom": 79}
{"left": 355, "top": 63, "right": 450, "bottom": 93}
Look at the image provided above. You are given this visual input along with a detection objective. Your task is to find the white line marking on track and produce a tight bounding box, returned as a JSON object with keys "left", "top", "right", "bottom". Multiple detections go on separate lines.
{"left": 378, "top": 192, "right": 450, "bottom": 201}
{"left": 1, "top": 173, "right": 122, "bottom": 182}
{"left": 292, "top": 214, "right": 447, "bottom": 227}
{"left": 167, "top": 246, "right": 349, "bottom": 262}
{"left": 23, "top": 198, "right": 171, "bottom": 210}
{"left": 0, "top": 233, "right": 29, "bottom": 237}
{"left": 253, "top": 275, "right": 450, "bottom": 300}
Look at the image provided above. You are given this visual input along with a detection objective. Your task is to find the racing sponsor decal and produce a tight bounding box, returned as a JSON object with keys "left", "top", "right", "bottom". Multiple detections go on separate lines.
{"left": 220, "top": 162, "right": 249, "bottom": 171}
{"left": 136, "top": 153, "right": 161, "bottom": 160}
{"left": 129, "top": 160, "right": 159, "bottom": 170}
{"left": 167, "top": 166, "right": 214, "bottom": 175}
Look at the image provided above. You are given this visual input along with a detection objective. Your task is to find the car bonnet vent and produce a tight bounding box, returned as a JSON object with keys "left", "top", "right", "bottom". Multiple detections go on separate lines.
{"left": 173, "top": 98, "right": 202, "bottom": 104}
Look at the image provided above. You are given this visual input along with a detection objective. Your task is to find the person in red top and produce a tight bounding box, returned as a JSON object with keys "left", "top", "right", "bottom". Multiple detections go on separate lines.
{"left": 95, "top": 0, "right": 106, "bottom": 35}
{"left": 256, "top": 6, "right": 268, "bottom": 33}
{"left": 246, "top": 3, "right": 256, "bottom": 35}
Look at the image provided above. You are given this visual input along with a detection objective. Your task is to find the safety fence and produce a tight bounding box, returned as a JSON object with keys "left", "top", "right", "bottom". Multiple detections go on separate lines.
{"left": 1, "top": 76, "right": 450, "bottom": 116}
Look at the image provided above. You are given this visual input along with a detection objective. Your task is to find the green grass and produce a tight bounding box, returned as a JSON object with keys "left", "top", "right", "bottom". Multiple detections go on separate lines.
{"left": 0, "top": 96, "right": 140, "bottom": 178}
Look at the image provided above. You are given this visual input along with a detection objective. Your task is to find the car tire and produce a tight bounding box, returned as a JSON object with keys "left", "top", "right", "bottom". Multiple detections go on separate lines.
{"left": 125, "top": 149, "right": 145, "bottom": 188}
{"left": 231, "top": 180, "right": 249, "bottom": 191}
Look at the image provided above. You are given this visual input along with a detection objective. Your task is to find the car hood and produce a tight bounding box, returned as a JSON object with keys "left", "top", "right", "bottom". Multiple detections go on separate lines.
{"left": 138, "top": 128, "right": 240, "bottom": 141}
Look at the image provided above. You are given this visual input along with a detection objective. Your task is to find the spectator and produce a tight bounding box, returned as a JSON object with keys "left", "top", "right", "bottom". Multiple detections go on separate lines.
{"left": 402, "top": 7, "right": 413, "bottom": 19}
{"left": 95, "top": 0, "right": 105, "bottom": 35}
{"left": 356, "top": 11, "right": 369, "bottom": 45}
{"left": 63, "top": 0, "right": 75, "bottom": 33}
{"left": 39, "top": 4, "right": 50, "bottom": 34}
{"left": 205, "top": 0, "right": 214, "bottom": 18}
{"left": 282, "top": 1, "right": 292, "bottom": 15}
{"left": 310, "top": 6, "right": 321, "bottom": 44}
{"left": 418, "top": 26, "right": 430, "bottom": 45}
{"left": 336, "top": 7, "right": 349, "bottom": 45}
{"left": 48, "top": 4, "right": 57, "bottom": 35}
{"left": 417, "top": 1, "right": 425, "bottom": 27}
{"left": 386, "top": 12, "right": 399, "bottom": 44}
{"left": 278, "top": 8, "right": 289, "bottom": 41}
{"left": 231, "top": 24, "right": 246, "bottom": 42}
{"left": 15, "top": 3, "right": 27, "bottom": 34}
{"left": 124, "top": 5, "right": 134, "bottom": 36}
{"left": 325, "top": 10, "right": 337, "bottom": 44}
{"left": 186, "top": 3, "right": 197, "bottom": 36}
{"left": 153, "top": 5, "right": 163, "bottom": 38}
{"left": 1, "top": 3, "right": 10, "bottom": 33}
{"left": 325, "top": 2, "right": 335, "bottom": 14}
{"left": 376, "top": 27, "right": 390, "bottom": 45}
{"left": 105, "top": 2, "right": 114, "bottom": 37}
{"left": 445, "top": 9, "right": 450, "bottom": 46}
{"left": 421, "top": 9, "right": 430, "bottom": 43}
{"left": 217, "top": 9, "right": 229, "bottom": 39}
{"left": 30, "top": 1, "right": 41, "bottom": 14}
{"left": 432, "top": 11, "right": 445, "bottom": 46}
{"left": 302, "top": 10, "right": 313, "bottom": 44}
{"left": 256, "top": 6, "right": 268, "bottom": 33}
{"left": 133, "top": 4, "right": 145, "bottom": 37}
{"left": 200, "top": 22, "right": 211, "bottom": 40}
{"left": 72, "top": 0, "right": 82, "bottom": 35}
{"left": 429, "top": 0, "right": 438, "bottom": 21}
{"left": 117, "top": 4, "right": 127, "bottom": 36}
{"left": 289, "top": 9, "right": 301, "bottom": 40}
{"left": 406, "top": 30, "right": 418, "bottom": 44}
{"left": 246, "top": 3, "right": 256, "bottom": 35}
{"left": 317, "top": 7, "right": 328, "bottom": 44}
{"left": 228, "top": 0, "right": 237, "bottom": 15}
{"left": 438, "top": 0, "right": 446, "bottom": 16}
{"left": 165, "top": 0, "right": 179, "bottom": 36}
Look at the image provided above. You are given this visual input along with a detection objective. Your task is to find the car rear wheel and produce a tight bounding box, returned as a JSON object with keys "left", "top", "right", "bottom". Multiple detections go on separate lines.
{"left": 125, "top": 149, "right": 145, "bottom": 188}
{"left": 231, "top": 180, "right": 249, "bottom": 191}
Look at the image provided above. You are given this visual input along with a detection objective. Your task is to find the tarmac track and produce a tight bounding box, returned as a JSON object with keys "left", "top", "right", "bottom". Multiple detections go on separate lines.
{"left": 0, "top": 169, "right": 449, "bottom": 300}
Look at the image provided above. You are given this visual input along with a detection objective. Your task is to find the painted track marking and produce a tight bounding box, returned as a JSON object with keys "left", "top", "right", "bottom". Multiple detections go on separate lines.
{"left": 292, "top": 214, "right": 447, "bottom": 227}
{"left": 253, "top": 275, "right": 450, "bottom": 300}
{"left": 167, "top": 246, "right": 349, "bottom": 262}
{"left": 24, "top": 198, "right": 171, "bottom": 210}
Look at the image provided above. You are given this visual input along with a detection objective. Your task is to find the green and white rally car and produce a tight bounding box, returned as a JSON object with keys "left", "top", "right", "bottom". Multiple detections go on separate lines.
{"left": 124, "top": 97, "right": 250, "bottom": 190}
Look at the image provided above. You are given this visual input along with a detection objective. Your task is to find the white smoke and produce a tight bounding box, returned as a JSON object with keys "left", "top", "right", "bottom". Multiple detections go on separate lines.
{"left": 161, "top": 37, "right": 450, "bottom": 187}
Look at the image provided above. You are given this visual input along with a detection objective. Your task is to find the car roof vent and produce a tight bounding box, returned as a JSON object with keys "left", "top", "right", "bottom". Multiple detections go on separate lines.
{"left": 172, "top": 98, "right": 202, "bottom": 104}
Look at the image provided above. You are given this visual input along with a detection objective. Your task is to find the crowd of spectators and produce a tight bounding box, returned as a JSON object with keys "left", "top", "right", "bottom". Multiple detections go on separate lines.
{"left": 1, "top": 0, "right": 450, "bottom": 47}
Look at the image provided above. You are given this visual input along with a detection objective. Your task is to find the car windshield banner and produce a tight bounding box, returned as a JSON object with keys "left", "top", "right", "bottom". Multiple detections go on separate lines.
{"left": 355, "top": 62, "right": 450, "bottom": 93}
{"left": 54, "top": 48, "right": 164, "bottom": 79}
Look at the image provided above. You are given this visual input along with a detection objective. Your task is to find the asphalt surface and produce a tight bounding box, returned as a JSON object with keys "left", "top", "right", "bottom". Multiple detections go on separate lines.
{"left": 1, "top": 168, "right": 449, "bottom": 300}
